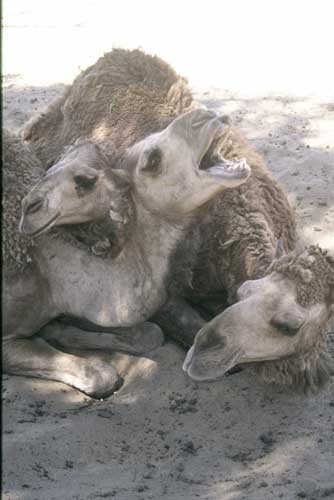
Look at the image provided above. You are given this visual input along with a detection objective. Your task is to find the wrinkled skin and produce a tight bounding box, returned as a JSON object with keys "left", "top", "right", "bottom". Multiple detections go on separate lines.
{"left": 5, "top": 109, "right": 250, "bottom": 398}
{"left": 183, "top": 266, "right": 332, "bottom": 383}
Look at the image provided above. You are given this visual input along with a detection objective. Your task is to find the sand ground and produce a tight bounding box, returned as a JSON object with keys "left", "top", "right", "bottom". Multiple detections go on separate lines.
{"left": 2, "top": 4, "right": 334, "bottom": 498}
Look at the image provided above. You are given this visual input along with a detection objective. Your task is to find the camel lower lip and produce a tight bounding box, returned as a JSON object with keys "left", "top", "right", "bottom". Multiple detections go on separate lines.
{"left": 187, "top": 366, "right": 229, "bottom": 382}
{"left": 27, "top": 212, "right": 60, "bottom": 237}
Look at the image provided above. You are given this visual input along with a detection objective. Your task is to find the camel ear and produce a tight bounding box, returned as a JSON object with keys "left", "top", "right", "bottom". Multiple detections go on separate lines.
{"left": 274, "top": 239, "right": 286, "bottom": 260}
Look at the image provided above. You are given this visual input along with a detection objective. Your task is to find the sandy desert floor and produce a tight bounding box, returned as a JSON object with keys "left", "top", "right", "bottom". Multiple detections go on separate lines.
{"left": 3, "top": 50, "right": 334, "bottom": 500}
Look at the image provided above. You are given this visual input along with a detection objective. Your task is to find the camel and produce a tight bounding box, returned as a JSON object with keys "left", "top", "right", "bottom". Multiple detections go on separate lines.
{"left": 183, "top": 245, "right": 334, "bottom": 392}
{"left": 4, "top": 110, "right": 250, "bottom": 398}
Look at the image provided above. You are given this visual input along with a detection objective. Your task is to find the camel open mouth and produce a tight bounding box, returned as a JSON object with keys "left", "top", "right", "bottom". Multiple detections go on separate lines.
{"left": 196, "top": 115, "right": 250, "bottom": 181}
{"left": 205, "top": 158, "right": 250, "bottom": 180}
{"left": 23, "top": 212, "right": 60, "bottom": 237}
{"left": 198, "top": 116, "right": 229, "bottom": 167}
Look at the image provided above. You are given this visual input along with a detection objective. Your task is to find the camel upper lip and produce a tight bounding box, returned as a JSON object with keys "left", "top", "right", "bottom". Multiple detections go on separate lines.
{"left": 22, "top": 212, "right": 60, "bottom": 237}
{"left": 182, "top": 346, "right": 194, "bottom": 372}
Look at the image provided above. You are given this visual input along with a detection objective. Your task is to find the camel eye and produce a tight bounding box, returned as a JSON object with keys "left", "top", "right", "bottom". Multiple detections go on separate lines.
{"left": 270, "top": 319, "right": 299, "bottom": 337}
{"left": 73, "top": 174, "right": 97, "bottom": 190}
{"left": 141, "top": 148, "right": 162, "bottom": 175}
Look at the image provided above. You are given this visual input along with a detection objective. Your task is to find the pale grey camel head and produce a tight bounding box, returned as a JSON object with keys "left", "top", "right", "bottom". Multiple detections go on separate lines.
{"left": 19, "top": 141, "right": 119, "bottom": 236}
{"left": 125, "top": 109, "right": 250, "bottom": 215}
{"left": 20, "top": 109, "right": 250, "bottom": 236}
{"left": 184, "top": 246, "right": 334, "bottom": 391}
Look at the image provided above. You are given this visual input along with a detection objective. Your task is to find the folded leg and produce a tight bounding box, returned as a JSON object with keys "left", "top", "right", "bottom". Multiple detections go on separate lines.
{"left": 152, "top": 296, "right": 206, "bottom": 347}
{"left": 39, "top": 320, "right": 164, "bottom": 355}
{"left": 3, "top": 335, "right": 122, "bottom": 399}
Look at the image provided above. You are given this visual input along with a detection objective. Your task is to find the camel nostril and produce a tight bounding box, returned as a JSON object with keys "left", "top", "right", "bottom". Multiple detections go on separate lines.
{"left": 218, "top": 114, "right": 231, "bottom": 126}
{"left": 196, "top": 330, "right": 225, "bottom": 352}
{"left": 26, "top": 199, "right": 43, "bottom": 215}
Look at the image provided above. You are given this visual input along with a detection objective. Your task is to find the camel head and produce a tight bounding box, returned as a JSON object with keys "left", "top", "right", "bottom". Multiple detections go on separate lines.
{"left": 20, "top": 109, "right": 250, "bottom": 237}
{"left": 19, "top": 141, "right": 123, "bottom": 237}
{"left": 124, "top": 108, "right": 251, "bottom": 216}
{"left": 184, "top": 246, "right": 334, "bottom": 390}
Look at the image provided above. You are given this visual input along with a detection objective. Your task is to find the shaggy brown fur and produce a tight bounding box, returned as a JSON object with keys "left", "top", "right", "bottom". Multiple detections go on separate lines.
{"left": 2, "top": 130, "right": 44, "bottom": 274}
{"left": 257, "top": 246, "right": 334, "bottom": 392}
{"left": 22, "top": 48, "right": 193, "bottom": 167}
{"left": 271, "top": 245, "right": 334, "bottom": 308}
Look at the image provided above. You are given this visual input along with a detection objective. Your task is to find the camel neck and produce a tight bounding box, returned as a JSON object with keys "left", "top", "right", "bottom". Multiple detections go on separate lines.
{"left": 129, "top": 197, "right": 192, "bottom": 283}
